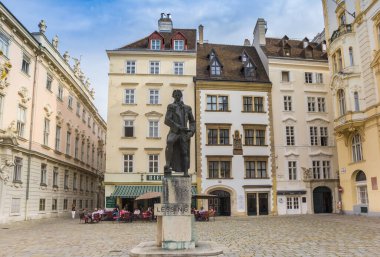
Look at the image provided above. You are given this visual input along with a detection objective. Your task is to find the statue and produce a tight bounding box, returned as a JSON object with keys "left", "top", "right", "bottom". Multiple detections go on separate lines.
{"left": 0, "top": 159, "right": 14, "bottom": 184}
{"left": 38, "top": 20, "right": 47, "bottom": 33}
{"left": 164, "top": 90, "right": 195, "bottom": 177}
{"left": 63, "top": 51, "right": 70, "bottom": 63}
{"left": 233, "top": 130, "right": 243, "bottom": 155}
{"left": 52, "top": 35, "right": 59, "bottom": 49}
{"left": 0, "top": 121, "right": 19, "bottom": 145}
{"left": 72, "top": 57, "right": 81, "bottom": 77}
{"left": 0, "top": 51, "right": 12, "bottom": 89}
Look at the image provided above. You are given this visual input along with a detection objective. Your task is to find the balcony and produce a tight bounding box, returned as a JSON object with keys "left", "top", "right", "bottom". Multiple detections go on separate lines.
{"left": 334, "top": 111, "right": 365, "bottom": 130}
{"left": 329, "top": 24, "right": 353, "bottom": 44}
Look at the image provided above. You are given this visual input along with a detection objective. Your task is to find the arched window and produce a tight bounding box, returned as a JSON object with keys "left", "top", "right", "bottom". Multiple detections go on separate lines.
{"left": 352, "top": 134, "right": 363, "bottom": 162}
{"left": 349, "top": 47, "right": 354, "bottom": 66}
{"left": 354, "top": 91, "right": 360, "bottom": 111}
{"left": 337, "top": 89, "right": 346, "bottom": 116}
{"left": 355, "top": 170, "right": 368, "bottom": 205}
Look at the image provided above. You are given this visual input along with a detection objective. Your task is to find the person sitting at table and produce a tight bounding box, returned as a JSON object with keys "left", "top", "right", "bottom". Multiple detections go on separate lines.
{"left": 133, "top": 207, "right": 141, "bottom": 220}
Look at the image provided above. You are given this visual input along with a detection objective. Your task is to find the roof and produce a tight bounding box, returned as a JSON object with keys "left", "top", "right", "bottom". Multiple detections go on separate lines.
{"left": 262, "top": 37, "right": 327, "bottom": 60}
{"left": 196, "top": 43, "right": 270, "bottom": 83}
{"left": 117, "top": 28, "right": 197, "bottom": 51}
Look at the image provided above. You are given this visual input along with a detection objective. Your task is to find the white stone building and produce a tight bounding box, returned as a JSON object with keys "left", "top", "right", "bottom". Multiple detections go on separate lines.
{"left": 0, "top": 3, "right": 106, "bottom": 223}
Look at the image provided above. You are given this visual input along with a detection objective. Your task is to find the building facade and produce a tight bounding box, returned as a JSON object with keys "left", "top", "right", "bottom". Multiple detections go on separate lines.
{"left": 195, "top": 28, "right": 274, "bottom": 216}
{"left": 254, "top": 19, "right": 339, "bottom": 215}
{"left": 0, "top": 3, "right": 106, "bottom": 223}
{"left": 322, "top": 0, "right": 380, "bottom": 215}
{"left": 105, "top": 14, "right": 197, "bottom": 210}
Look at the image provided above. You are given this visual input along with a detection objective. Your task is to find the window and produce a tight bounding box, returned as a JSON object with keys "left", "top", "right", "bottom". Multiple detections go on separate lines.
{"left": 73, "top": 173, "right": 77, "bottom": 190}
{"left": 349, "top": 47, "right": 354, "bottom": 66}
{"left": 43, "top": 118, "right": 50, "bottom": 145}
{"left": 244, "top": 61, "right": 255, "bottom": 78}
{"left": 91, "top": 146, "right": 95, "bottom": 166}
{"left": 0, "top": 33, "right": 9, "bottom": 57}
{"left": 124, "top": 120, "right": 134, "bottom": 137}
{"left": 46, "top": 74, "right": 53, "bottom": 91}
{"left": 74, "top": 137, "right": 79, "bottom": 158}
{"left": 149, "top": 121, "right": 159, "bottom": 138}
{"left": 357, "top": 186, "right": 368, "bottom": 204}
{"left": 283, "top": 96, "right": 292, "bottom": 111}
{"left": 305, "top": 72, "right": 313, "bottom": 83}
{"left": 79, "top": 200, "right": 82, "bottom": 209}
{"left": 149, "top": 154, "right": 159, "bottom": 173}
{"left": 21, "top": 54, "right": 30, "bottom": 75}
{"left": 126, "top": 60, "right": 136, "bottom": 74}
{"left": 40, "top": 164, "right": 47, "bottom": 186}
{"left": 312, "top": 161, "right": 321, "bottom": 179}
{"left": 255, "top": 129, "right": 265, "bottom": 146}
{"left": 13, "top": 157, "right": 22, "bottom": 182}
{"left": 316, "top": 73, "right": 323, "bottom": 84}
{"left": 174, "top": 40, "right": 184, "bottom": 50}
{"left": 317, "top": 97, "right": 326, "bottom": 112}
{"left": 81, "top": 141, "right": 85, "bottom": 161}
{"left": 174, "top": 62, "right": 184, "bottom": 75}
{"left": 322, "top": 161, "right": 330, "bottom": 179}
{"left": 82, "top": 109, "right": 86, "bottom": 123}
{"left": 68, "top": 95, "right": 73, "bottom": 109}
{"left": 55, "top": 126, "right": 61, "bottom": 151}
{"left": 206, "top": 95, "right": 228, "bottom": 111}
{"left": 149, "top": 89, "right": 159, "bottom": 104}
{"left": 336, "top": 50, "right": 343, "bottom": 72}
{"left": 288, "top": 161, "right": 297, "bottom": 180}
{"left": 151, "top": 39, "right": 161, "bottom": 50}
{"left": 206, "top": 126, "right": 230, "bottom": 145}
{"left": 244, "top": 158, "right": 268, "bottom": 178}
{"left": 64, "top": 170, "right": 69, "bottom": 189}
{"left": 207, "top": 159, "right": 232, "bottom": 179}
{"left": 243, "top": 96, "right": 253, "bottom": 112}
{"left": 286, "top": 126, "right": 295, "bottom": 146}
{"left": 76, "top": 102, "right": 81, "bottom": 116}
{"left": 57, "top": 85, "right": 63, "bottom": 100}
{"left": 354, "top": 92, "right": 360, "bottom": 111}
{"left": 87, "top": 116, "right": 91, "bottom": 127}
{"left": 80, "top": 175, "right": 83, "bottom": 191}
{"left": 53, "top": 167, "right": 58, "bottom": 188}
{"left": 254, "top": 97, "right": 264, "bottom": 112}
{"left": 149, "top": 61, "right": 160, "bottom": 74}
{"left": 337, "top": 89, "right": 346, "bottom": 116}
{"left": 287, "top": 197, "right": 299, "bottom": 210}
{"left": 63, "top": 199, "right": 68, "bottom": 210}
{"left": 310, "top": 126, "right": 318, "bottom": 146}
{"left": 320, "top": 127, "right": 328, "bottom": 146}
{"left": 11, "top": 198, "right": 21, "bottom": 214}
{"left": 124, "top": 154, "right": 133, "bottom": 172}
{"left": 17, "top": 106, "right": 27, "bottom": 137}
{"left": 39, "top": 199, "right": 46, "bottom": 211}
{"left": 352, "top": 134, "right": 363, "bottom": 162}
{"left": 281, "top": 71, "right": 290, "bottom": 82}
{"left": 244, "top": 129, "right": 254, "bottom": 145}
{"left": 86, "top": 144, "right": 90, "bottom": 163}
{"left": 124, "top": 89, "right": 135, "bottom": 104}
{"left": 52, "top": 199, "right": 57, "bottom": 211}
{"left": 307, "top": 97, "right": 316, "bottom": 112}
{"left": 210, "top": 59, "right": 221, "bottom": 76}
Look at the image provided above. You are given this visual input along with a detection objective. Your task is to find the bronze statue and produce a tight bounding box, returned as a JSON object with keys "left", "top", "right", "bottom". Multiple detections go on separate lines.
{"left": 164, "top": 90, "right": 195, "bottom": 177}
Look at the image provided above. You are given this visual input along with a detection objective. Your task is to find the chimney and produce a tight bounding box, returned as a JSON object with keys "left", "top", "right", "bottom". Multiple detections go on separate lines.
{"left": 253, "top": 18, "right": 267, "bottom": 46}
{"left": 198, "top": 24, "right": 204, "bottom": 45}
{"left": 244, "top": 39, "right": 251, "bottom": 46}
{"left": 158, "top": 13, "right": 173, "bottom": 32}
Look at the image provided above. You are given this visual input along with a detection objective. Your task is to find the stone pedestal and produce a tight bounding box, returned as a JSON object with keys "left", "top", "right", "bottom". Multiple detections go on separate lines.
{"left": 156, "top": 176, "right": 196, "bottom": 250}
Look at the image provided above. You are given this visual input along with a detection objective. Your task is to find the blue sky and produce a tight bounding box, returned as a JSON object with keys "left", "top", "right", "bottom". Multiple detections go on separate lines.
{"left": 2, "top": 0, "right": 324, "bottom": 120}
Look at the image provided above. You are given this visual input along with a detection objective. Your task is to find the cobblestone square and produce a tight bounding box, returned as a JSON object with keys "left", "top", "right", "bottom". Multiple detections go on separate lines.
{"left": 1, "top": 214, "right": 380, "bottom": 257}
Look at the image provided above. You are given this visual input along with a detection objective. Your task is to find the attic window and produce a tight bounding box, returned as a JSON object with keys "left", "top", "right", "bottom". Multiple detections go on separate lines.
{"left": 151, "top": 39, "right": 161, "bottom": 50}
{"left": 305, "top": 48, "right": 313, "bottom": 58}
{"left": 244, "top": 61, "right": 256, "bottom": 79}
{"left": 210, "top": 59, "right": 221, "bottom": 76}
{"left": 284, "top": 47, "right": 291, "bottom": 56}
{"left": 174, "top": 40, "right": 184, "bottom": 50}
{"left": 241, "top": 53, "right": 248, "bottom": 63}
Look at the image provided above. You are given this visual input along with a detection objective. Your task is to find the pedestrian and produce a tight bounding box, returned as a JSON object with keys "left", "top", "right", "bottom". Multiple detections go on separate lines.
{"left": 71, "top": 203, "right": 76, "bottom": 219}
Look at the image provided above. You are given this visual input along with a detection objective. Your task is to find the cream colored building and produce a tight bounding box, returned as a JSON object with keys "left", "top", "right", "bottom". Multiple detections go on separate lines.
{"left": 105, "top": 14, "right": 197, "bottom": 210}
{"left": 254, "top": 19, "right": 339, "bottom": 215}
{"left": 322, "top": 0, "right": 380, "bottom": 215}
{"left": 0, "top": 3, "right": 106, "bottom": 223}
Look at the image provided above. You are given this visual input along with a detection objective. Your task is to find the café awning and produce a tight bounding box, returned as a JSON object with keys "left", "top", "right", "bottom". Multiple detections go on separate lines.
{"left": 111, "top": 185, "right": 197, "bottom": 198}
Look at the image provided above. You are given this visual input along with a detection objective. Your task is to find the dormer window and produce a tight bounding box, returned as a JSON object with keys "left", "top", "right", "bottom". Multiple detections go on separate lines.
{"left": 151, "top": 39, "right": 161, "bottom": 50}
{"left": 241, "top": 53, "right": 248, "bottom": 63}
{"left": 174, "top": 40, "right": 184, "bottom": 51}
{"left": 209, "top": 52, "right": 215, "bottom": 60}
{"left": 210, "top": 59, "right": 221, "bottom": 76}
{"left": 244, "top": 61, "right": 256, "bottom": 79}
{"left": 284, "top": 46, "right": 291, "bottom": 56}
{"left": 305, "top": 46, "right": 313, "bottom": 59}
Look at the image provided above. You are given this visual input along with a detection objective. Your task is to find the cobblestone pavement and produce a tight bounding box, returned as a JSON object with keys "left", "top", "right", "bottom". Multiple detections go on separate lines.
{"left": 1, "top": 214, "right": 380, "bottom": 257}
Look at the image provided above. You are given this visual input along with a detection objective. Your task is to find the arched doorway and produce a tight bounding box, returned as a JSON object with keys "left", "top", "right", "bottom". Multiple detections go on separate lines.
{"left": 208, "top": 190, "right": 231, "bottom": 216}
{"left": 313, "top": 186, "right": 332, "bottom": 213}
{"left": 355, "top": 170, "right": 368, "bottom": 213}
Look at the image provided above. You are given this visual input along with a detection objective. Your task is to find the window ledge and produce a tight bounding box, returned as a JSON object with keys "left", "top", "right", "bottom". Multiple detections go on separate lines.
{"left": 65, "top": 154, "right": 72, "bottom": 159}
{"left": 41, "top": 144, "right": 51, "bottom": 150}
{"left": 13, "top": 180, "right": 23, "bottom": 184}
{"left": 207, "top": 178, "right": 234, "bottom": 180}
{"left": 206, "top": 144, "right": 232, "bottom": 146}
{"left": 40, "top": 183, "right": 47, "bottom": 187}
{"left": 54, "top": 150, "right": 63, "bottom": 155}
{"left": 57, "top": 97, "right": 63, "bottom": 102}
{"left": 349, "top": 159, "right": 366, "bottom": 165}
{"left": 17, "top": 136, "right": 27, "bottom": 142}
{"left": 205, "top": 110, "right": 231, "bottom": 112}
{"left": 122, "top": 103, "right": 137, "bottom": 106}
{"left": 243, "top": 144, "right": 268, "bottom": 147}
{"left": 244, "top": 177, "right": 269, "bottom": 179}
{"left": 146, "top": 104, "right": 162, "bottom": 106}
{"left": 121, "top": 136, "right": 136, "bottom": 139}
{"left": 146, "top": 137, "right": 161, "bottom": 140}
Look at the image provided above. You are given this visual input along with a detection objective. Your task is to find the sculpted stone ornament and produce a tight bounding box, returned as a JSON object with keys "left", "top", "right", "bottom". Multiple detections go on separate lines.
{"left": 164, "top": 90, "right": 195, "bottom": 177}
{"left": 38, "top": 20, "right": 47, "bottom": 33}
{"left": 72, "top": 57, "right": 81, "bottom": 77}
{"left": 0, "top": 51, "right": 12, "bottom": 89}
{"left": 52, "top": 35, "right": 59, "bottom": 49}
{"left": 0, "top": 159, "right": 14, "bottom": 184}
{"left": 0, "top": 121, "right": 19, "bottom": 145}
{"left": 233, "top": 130, "right": 243, "bottom": 155}
{"left": 63, "top": 51, "right": 70, "bottom": 62}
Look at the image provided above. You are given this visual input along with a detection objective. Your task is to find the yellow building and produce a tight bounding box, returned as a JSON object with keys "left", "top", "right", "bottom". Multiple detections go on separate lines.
{"left": 105, "top": 14, "right": 197, "bottom": 210}
{"left": 322, "top": 0, "right": 380, "bottom": 215}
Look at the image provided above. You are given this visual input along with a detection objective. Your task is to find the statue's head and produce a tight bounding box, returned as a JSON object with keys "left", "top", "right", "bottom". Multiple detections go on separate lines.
{"left": 172, "top": 90, "right": 182, "bottom": 102}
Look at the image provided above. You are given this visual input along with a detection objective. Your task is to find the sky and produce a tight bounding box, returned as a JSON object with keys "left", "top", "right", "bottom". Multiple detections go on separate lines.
{"left": 2, "top": 0, "right": 325, "bottom": 121}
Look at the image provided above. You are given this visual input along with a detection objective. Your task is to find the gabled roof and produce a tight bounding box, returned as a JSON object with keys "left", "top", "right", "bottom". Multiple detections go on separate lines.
{"left": 196, "top": 43, "right": 269, "bottom": 82}
{"left": 262, "top": 37, "right": 327, "bottom": 61}
{"left": 116, "top": 28, "right": 196, "bottom": 51}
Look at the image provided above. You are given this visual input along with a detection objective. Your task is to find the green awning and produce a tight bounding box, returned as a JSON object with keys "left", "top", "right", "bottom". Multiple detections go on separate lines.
{"left": 111, "top": 185, "right": 197, "bottom": 198}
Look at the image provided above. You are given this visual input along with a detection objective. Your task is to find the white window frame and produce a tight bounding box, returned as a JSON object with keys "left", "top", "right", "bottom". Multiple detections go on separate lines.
{"left": 123, "top": 154, "right": 133, "bottom": 173}
{"left": 43, "top": 118, "right": 50, "bottom": 146}
{"left": 288, "top": 161, "right": 297, "bottom": 180}
{"left": 320, "top": 127, "right": 328, "bottom": 146}
{"left": 46, "top": 74, "right": 53, "bottom": 91}
{"left": 283, "top": 95, "right": 292, "bottom": 111}
{"left": 322, "top": 160, "right": 330, "bottom": 179}
{"left": 174, "top": 62, "right": 184, "bottom": 75}
{"left": 151, "top": 39, "right": 161, "bottom": 50}
{"left": 21, "top": 54, "right": 31, "bottom": 75}
{"left": 310, "top": 126, "right": 318, "bottom": 146}
{"left": 285, "top": 126, "right": 295, "bottom": 146}
{"left": 317, "top": 97, "right": 326, "bottom": 112}
{"left": 53, "top": 167, "right": 58, "bottom": 187}
{"left": 149, "top": 154, "right": 159, "bottom": 173}
{"left": 55, "top": 126, "right": 61, "bottom": 151}
{"left": 13, "top": 157, "right": 22, "bottom": 182}
{"left": 307, "top": 97, "right": 316, "bottom": 112}
{"left": 149, "top": 89, "right": 159, "bottom": 104}
{"left": 174, "top": 40, "right": 184, "bottom": 50}
{"left": 315, "top": 73, "right": 323, "bottom": 84}
{"left": 126, "top": 60, "right": 136, "bottom": 74}
{"left": 124, "top": 89, "right": 135, "bottom": 104}
{"left": 123, "top": 120, "right": 134, "bottom": 137}
{"left": 0, "top": 32, "right": 10, "bottom": 57}
{"left": 17, "top": 106, "right": 27, "bottom": 138}
{"left": 40, "top": 163, "right": 47, "bottom": 185}
{"left": 149, "top": 120, "right": 159, "bottom": 138}
{"left": 57, "top": 85, "right": 64, "bottom": 100}
{"left": 149, "top": 61, "right": 160, "bottom": 74}
{"left": 312, "top": 160, "right": 321, "bottom": 179}
{"left": 305, "top": 72, "right": 313, "bottom": 83}
{"left": 352, "top": 134, "right": 363, "bottom": 162}
{"left": 68, "top": 95, "right": 73, "bottom": 109}
{"left": 66, "top": 131, "right": 71, "bottom": 154}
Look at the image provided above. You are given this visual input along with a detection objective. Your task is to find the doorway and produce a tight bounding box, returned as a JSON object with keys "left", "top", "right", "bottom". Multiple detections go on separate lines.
{"left": 246, "top": 192, "right": 269, "bottom": 216}
{"left": 313, "top": 186, "right": 332, "bottom": 213}
{"left": 209, "top": 190, "right": 231, "bottom": 216}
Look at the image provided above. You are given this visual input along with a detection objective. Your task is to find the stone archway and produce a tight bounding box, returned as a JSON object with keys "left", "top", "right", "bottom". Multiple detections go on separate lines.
{"left": 313, "top": 186, "right": 333, "bottom": 213}
{"left": 208, "top": 190, "right": 231, "bottom": 216}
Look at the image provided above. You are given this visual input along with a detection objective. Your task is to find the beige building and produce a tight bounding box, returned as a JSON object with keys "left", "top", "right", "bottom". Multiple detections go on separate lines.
{"left": 253, "top": 19, "right": 339, "bottom": 215}
{"left": 322, "top": 0, "right": 380, "bottom": 215}
{"left": 0, "top": 3, "right": 106, "bottom": 223}
{"left": 105, "top": 14, "right": 197, "bottom": 210}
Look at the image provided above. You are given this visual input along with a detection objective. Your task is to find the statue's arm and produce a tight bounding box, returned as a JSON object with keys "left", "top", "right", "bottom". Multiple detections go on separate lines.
{"left": 164, "top": 105, "right": 181, "bottom": 133}
{"left": 188, "top": 107, "right": 196, "bottom": 135}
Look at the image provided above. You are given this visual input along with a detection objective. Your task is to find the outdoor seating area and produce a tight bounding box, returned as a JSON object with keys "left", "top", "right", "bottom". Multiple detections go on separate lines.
{"left": 193, "top": 208, "right": 216, "bottom": 222}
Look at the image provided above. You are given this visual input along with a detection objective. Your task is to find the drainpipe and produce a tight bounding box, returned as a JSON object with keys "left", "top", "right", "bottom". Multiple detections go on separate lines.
{"left": 25, "top": 50, "right": 39, "bottom": 220}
